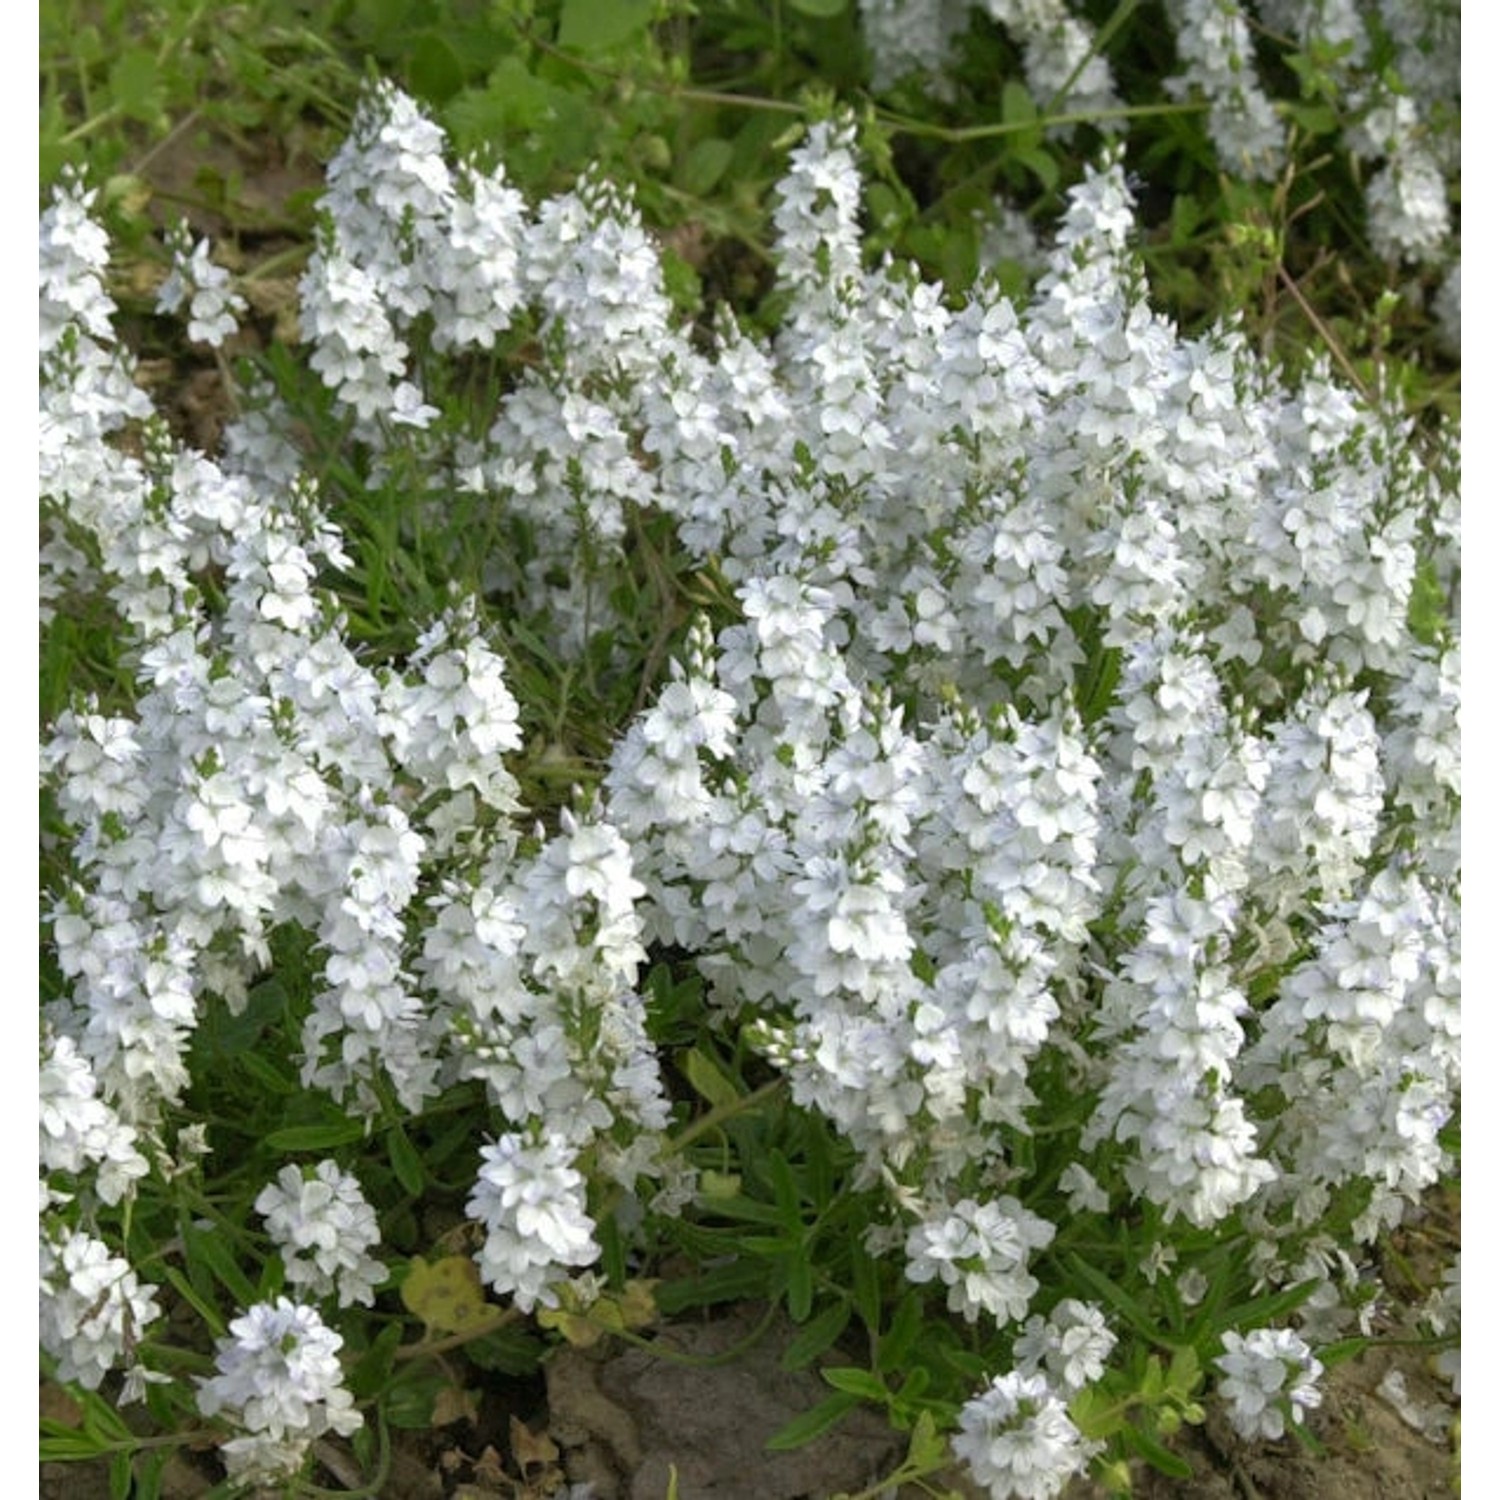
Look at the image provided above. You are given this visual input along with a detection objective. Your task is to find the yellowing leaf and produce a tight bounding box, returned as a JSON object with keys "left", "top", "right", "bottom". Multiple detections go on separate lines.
{"left": 510, "top": 1414, "right": 560, "bottom": 1470}
{"left": 400, "top": 1254, "right": 491, "bottom": 1335}
{"left": 431, "top": 1384, "right": 480, "bottom": 1427}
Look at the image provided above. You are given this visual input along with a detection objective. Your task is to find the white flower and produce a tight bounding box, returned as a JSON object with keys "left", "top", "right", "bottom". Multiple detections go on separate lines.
{"left": 255, "top": 1161, "right": 387, "bottom": 1308}
{"left": 1214, "top": 1327, "right": 1323, "bottom": 1440}
{"left": 905, "top": 1197, "right": 1055, "bottom": 1326}
{"left": 1013, "top": 1299, "right": 1117, "bottom": 1394}
{"left": 952, "top": 1370, "right": 1099, "bottom": 1500}
{"left": 468, "top": 1132, "right": 600, "bottom": 1310}
{"left": 40, "top": 1227, "right": 161, "bottom": 1390}
{"left": 197, "top": 1298, "right": 361, "bottom": 1479}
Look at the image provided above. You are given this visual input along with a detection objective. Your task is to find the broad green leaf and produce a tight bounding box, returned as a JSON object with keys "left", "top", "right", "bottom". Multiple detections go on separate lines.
{"left": 408, "top": 32, "right": 465, "bottom": 102}
{"left": 765, "top": 1391, "right": 861, "bottom": 1451}
{"left": 682, "top": 1046, "right": 741, "bottom": 1109}
{"left": 107, "top": 49, "right": 159, "bottom": 123}
{"left": 558, "top": 0, "right": 654, "bottom": 52}
{"left": 678, "top": 137, "right": 734, "bottom": 197}
{"left": 349, "top": 1322, "right": 403, "bottom": 1399}
{"left": 1002, "top": 80, "right": 1037, "bottom": 125}
{"left": 787, "top": 0, "right": 848, "bottom": 15}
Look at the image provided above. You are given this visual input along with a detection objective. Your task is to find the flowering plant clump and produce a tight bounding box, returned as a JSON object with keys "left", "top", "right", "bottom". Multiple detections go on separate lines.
{"left": 856, "top": 0, "right": 1458, "bottom": 275}
{"left": 40, "top": 78, "right": 1457, "bottom": 1499}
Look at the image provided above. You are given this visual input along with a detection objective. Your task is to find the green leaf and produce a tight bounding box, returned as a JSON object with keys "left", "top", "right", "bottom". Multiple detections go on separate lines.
{"left": 383, "top": 1366, "right": 448, "bottom": 1430}
{"left": 558, "top": 0, "right": 654, "bottom": 52}
{"left": 768, "top": 1148, "right": 803, "bottom": 1225}
{"left": 905, "top": 1408, "right": 948, "bottom": 1467}
{"left": 182, "top": 1219, "right": 258, "bottom": 1308}
{"left": 877, "top": 1292, "right": 923, "bottom": 1373}
{"left": 1064, "top": 1255, "right": 1163, "bottom": 1345}
{"left": 785, "top": 1250, "right": 814, "bottom": 1323}
{"left": 821, "top": 1365, "right": 888, "bottom": 1402}
{"left": 655, "top": 1257, "right": 771, "bottom": 1314}
{"left": 1002, "top": 80, "right": 1037, "bottom": 126}
{"left": 133, "top": 1451, "right": 167, "bottom": 1500}
{"left": 408, "top": 32, "right": 465, "bottom": 102}
{"left": 781, "top": 1299, "right": 852, "bottom": 1369}
{"left": 678, "top": 137, "right": 734, "bottom": 197}
{"left": 265, "top": 1119, "right": 367, "bottom": 1151}
{"left": 40, "top": 1434, "right": 109, "bottom": 1462}
{"left": 765, "top": 1391, "right": 861, "bottom": 1451}
{"left": 850, "top": 1234, "right": 882, "bottom": 1338}
{"left": 682, "top": 1047, "right": 741, "bottom": 1110}
{"left": 349, "top": 1322, "right": 403, "bottom": 1400}
{"left": 1123, "top": 1422, "right": 1194, "bottom": 1479}
{"left": 786, "top": 0, "right": 848, "bottom": 15}
{"left": 387, "top": 1124, "right": 425, "bottom": 1196}
{"left": 107, "top": 48, "right": 159, "bottom": 123}
{"left": 109, "top": 1450, "right": 132, "bottom": 1500}
{"left": 466, "top": 1323, "right": 547, "bottom": 1375}
{"left": 1202, "top": 1280, "right": 1318, "bottom": 1338}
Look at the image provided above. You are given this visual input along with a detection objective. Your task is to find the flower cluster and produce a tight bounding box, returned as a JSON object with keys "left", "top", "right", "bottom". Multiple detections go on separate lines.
{"left": 196, "top": 1299, "right": 362, "bottom": 1484}
{"left": 256, "top": 1161, "right": 387, "bottom": 1308}
{"left": 40, "top": 83, "right": 1458, "bottom": 1497}
{"left": 1214, "top": 1327, "right": 1324, "bottom": 1440}
{"left": 855, "top": 0, "right": 1458, "bottom": 272}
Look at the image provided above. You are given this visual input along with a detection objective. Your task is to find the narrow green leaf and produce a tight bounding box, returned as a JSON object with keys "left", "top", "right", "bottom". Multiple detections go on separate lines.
{"left": 265, "top": 1119, "right": 367, "bottom": 1151}
{"left": 768, "top": 1148, "right": 803, "bottom": 1226}
{"left": 182, "top": 1219, "right": 258, "bottom": 1308}
{"left": 786, "top": 0, "right": 848, "bottom": 15}
{"left": 786, "top": 1250, "right": 814, "bottom": 1323}
{"left": 765, "top": 1391, "right": 861, "bottom": 1451}
{"left": 877, "top": 1292, "right": 923, "bottom": 1373}
{"left": 851, "top": 1234, "right": 882, "bottom": 1339}
{"left": 655, "top": 1258, "right": 771, "bottom": 1314}
{"left": 821, "top": 1365, "right": 888, "bottom": 1401}
{"left": 1124, "top": 1422, "right": 1194, "bottom": 1480}
{"left": 781, "top": 1299, "right": 851, "bottom": 1369}
{"left": 1064, "top": 1255, "right": 1163, "bottom": 1344}
{"left": 387, "top": 1124, "right": 425, "bottom": 1197}
{"left": 134, "top": 1450, "right": 168, "bottom": 1500}
{"left": 41, "top": 1435, "right": 109, "bottom": 1461}
{"left": 1203, "top": 1280, "right": 1318, "bottom": 1337}
{"left": 109, "top": 1450, "right": 132, "bottom": 1500}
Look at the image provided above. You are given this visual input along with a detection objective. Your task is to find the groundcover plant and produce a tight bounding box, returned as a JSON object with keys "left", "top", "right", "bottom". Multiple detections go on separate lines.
{"left": 40, "top": 77, "right": 1458, "bottom": 1499}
